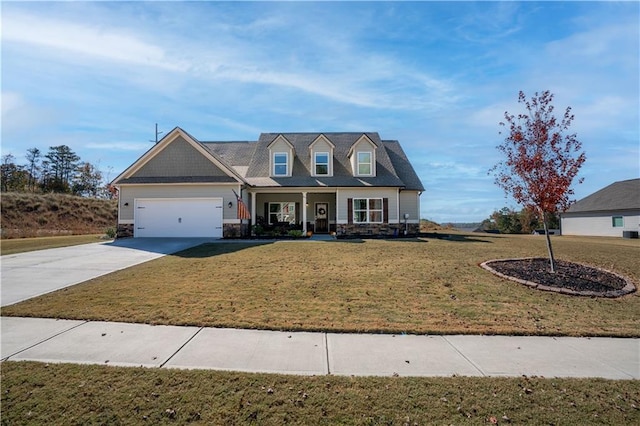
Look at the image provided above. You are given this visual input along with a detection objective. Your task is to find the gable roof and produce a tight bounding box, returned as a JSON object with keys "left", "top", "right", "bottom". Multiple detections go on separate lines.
{"left": 565, "top": 178, "right": 640, "bottom": 213}
{"left": 241, "top": 132, "right": 407, "bottom": 188}
{"left": 112, "top": 127, "right": 245, "bottom": 185}
{"left": 113, "top": 129, "right": 424, "bottom": 191}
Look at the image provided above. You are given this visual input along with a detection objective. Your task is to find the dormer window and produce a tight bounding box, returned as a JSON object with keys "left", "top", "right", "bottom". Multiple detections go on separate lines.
{"left": 357, "top": 152, "right": 372, "bottom": 175}
{"left": 309, "top": 134, "right": 335, "bottom": 177}
{"left": 348, "top": 134, "right": 377, "bottom": 177}
{"left": 268, "top": 135, "right": 294, "bottom": 177}
{"left": 314, "top": 152, "right": 329, "bottom": 175}
{"left": 273, "top": 152, "right": 288, "bottom": 176}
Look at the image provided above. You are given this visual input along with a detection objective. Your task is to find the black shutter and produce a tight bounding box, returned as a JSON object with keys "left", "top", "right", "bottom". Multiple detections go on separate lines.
{"left": 347, "top": 198, "right": 353, "bottom": 224}
{"left": 383, "top": 198, "right": 389, "bottom": 223}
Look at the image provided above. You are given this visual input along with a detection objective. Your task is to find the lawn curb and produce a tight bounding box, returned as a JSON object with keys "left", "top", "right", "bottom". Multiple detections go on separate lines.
{"left": 480, "top": 258, "right": 637, "bottom": 298}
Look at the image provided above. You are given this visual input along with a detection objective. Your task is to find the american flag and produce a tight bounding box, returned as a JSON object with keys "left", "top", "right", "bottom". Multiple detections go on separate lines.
{"left": 233, "top": 189, "right": 251, "bottom": 220}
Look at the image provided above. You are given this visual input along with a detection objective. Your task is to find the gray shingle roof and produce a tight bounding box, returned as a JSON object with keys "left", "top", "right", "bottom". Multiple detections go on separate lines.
{"left": 201, "top": 132, "right": 423, "bottom": 189}
{"left": 382, "top": 139, "right": 425, "bottom": 191}
{"left": 116, "top": 176, "right": 238, "bottom": 184}
{"left": 202, "top": 141, "right": 255, "bottom": 168}
{"left": 566, "top": 178, "right": 640, "bottom": 213}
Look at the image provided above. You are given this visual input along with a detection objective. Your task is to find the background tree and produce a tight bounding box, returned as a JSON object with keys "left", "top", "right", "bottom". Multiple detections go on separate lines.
{"left": 1, "top": 154, "right": 29, "bottom": 192}
{"left": 482, "top": 207, "right": 560, "bottom": 234}
{"left": 73, "top": 162, "right": 103, "bottom": 197}
{"left": 43, "top": 145, "right": 80, "bottom": 193}
{"left": 25, "top": 147, "right": 41, "bottom": 192}
{"left": 491, "top": 90, "right": 586, "bottom": 272}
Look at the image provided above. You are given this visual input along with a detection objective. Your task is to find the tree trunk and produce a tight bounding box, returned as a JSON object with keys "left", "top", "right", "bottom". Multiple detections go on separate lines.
{"left": 541, "top": 210, "right": 556, "bottom": 273}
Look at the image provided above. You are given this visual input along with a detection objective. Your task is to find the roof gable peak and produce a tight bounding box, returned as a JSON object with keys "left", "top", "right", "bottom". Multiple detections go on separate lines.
{"left": 309, "top": 134, "right": 336, "bottom": 150}
{"left": 267, "top": 134, "right": 295, "bottom": 150}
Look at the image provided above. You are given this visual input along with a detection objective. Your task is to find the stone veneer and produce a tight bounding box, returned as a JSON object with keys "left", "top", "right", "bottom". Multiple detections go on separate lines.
{"left": 224, "top": 223, "right": 250, "bottom": 238}
{"left": 337, "top": 223, "right": 420, "bottom": 237}
{"left": 116, "top": 223, "right": 134, "bottom": 239}
{"left": 115, "top": 223, "right": 250, "bottom": 239}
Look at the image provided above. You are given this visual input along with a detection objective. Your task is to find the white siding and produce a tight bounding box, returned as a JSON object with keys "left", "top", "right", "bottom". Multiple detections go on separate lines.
{"left": 336, "top": 188, "right": 399, "bottom": 223}
{"left": 399, "top": 191, "right": 421, "bottom": 223}
{"left": 561, "top": 210, "right": 640, "bottom": 237}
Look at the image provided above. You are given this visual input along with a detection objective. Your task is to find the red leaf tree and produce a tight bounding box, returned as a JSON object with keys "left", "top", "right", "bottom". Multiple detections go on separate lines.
{"left": 491, "top": 91, "right": 586, "bottom": 272}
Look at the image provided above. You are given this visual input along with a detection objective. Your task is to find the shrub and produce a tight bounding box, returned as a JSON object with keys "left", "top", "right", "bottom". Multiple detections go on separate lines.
{"left": 105, "top": 227, "right": 116, "bottom": 239}
{"left": 252, "top": 225, "right": 264, "bottom": 236}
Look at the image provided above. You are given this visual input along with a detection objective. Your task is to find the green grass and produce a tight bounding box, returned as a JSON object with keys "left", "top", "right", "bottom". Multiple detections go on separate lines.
{"left": 2, "top": 362, "right": 638, "bottom": 425}
{"left": 0, "top": 234, "right": 109, "bottom": 256}
{"left": 3, "top": 234, "right": 639, "bottom": 337}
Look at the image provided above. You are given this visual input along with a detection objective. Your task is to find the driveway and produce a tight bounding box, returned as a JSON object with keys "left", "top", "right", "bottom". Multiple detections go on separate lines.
{"left": 0, "top": 238, "right": 216, "bottom": 307}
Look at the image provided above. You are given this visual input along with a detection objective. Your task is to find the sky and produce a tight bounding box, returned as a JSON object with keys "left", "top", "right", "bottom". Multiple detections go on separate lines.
{"left": 2, "top": 1, "right": 638, "bottom": 223}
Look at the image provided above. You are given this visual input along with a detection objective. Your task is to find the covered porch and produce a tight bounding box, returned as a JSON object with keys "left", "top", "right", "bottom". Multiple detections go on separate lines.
{"left": 249, "top": 190, "right": 337, "bottom": 235}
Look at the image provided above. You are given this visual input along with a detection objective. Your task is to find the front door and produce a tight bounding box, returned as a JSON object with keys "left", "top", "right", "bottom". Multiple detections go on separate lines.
{"left": 315, "top": 202, "right": 329, "bottom": 233}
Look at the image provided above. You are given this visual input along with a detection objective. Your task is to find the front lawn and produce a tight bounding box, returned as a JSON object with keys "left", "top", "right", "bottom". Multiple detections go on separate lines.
{"left": 3, "top": 234, "right": 638, "bottom": 337}
{"left": 2, "top": 362, "right": 638, "bottom": 425}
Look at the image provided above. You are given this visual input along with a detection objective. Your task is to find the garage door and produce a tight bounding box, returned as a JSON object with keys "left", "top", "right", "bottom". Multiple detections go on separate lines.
{"left": 134, "top": 198, "right": 223, "bottom": 238}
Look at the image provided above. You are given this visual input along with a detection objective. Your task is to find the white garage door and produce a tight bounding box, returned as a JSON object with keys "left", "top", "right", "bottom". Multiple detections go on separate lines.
{"left": 134, "top": 198, "right": 223, "bottom": 238}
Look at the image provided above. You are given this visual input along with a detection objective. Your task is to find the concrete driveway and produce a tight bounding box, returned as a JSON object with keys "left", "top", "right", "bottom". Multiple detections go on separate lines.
{"left": 1, "top": 238, "right": 216, "bottom": 307}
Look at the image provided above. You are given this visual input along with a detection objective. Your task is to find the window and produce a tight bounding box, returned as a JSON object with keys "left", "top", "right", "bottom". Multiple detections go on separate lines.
{"left": 269, "top": 202, "right": 296, "bottom": 224}
{"left": 353, "top": 198, "right": 383, "bottom": 223}
{"left": 273, "top": 152, "right": 288, "bottom": 176}
{"left": 314, "top": 152, "right": 329, "bottom": 175}
{"left": 612, "top": 216, "right": 624, "bottom": 227}
{"left": 357, "top": 152, "right": 372, "bottom": 175}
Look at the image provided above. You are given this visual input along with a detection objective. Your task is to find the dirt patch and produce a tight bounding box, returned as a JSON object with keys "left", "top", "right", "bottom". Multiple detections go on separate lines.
{"left": 481, "top": 258, "right": 636, "bottom": 298}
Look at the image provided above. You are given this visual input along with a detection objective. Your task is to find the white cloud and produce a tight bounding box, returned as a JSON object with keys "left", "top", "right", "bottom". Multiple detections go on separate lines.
{"left": 1, "top": 92, "right": 25, "bottom": 115}
{"left": 2, "top": 12, "right": 188, "bottom": 72}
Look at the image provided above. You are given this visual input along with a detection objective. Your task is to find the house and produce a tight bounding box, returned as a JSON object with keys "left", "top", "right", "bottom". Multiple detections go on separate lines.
{"left": 560, "top": 178, "right": 640, "bottom": 237}
{"left": 111, "top": 127, "right": 425, "bottom": 238}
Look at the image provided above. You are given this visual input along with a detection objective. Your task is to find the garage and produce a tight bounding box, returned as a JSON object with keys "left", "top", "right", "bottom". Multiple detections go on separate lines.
{"left": 134, "top": 198, "right": 223, "bottom": 238}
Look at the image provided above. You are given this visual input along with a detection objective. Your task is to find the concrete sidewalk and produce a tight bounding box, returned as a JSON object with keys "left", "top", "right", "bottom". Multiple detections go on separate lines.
{"left": 2, "top": 317, "right": 638, "bottom": 379}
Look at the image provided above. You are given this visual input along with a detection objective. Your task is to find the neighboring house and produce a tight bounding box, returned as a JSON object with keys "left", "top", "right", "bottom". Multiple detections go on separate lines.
{"left": 560, "top": 178, "right": 640, "bottom": 237}
{"left": 111, "top": 127, "right": 424, "bottom": 238}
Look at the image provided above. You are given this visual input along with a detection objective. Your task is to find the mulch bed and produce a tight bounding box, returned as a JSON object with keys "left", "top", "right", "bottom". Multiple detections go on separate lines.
{"left": 481, "top": 258, "right": 636, "bottom": 298}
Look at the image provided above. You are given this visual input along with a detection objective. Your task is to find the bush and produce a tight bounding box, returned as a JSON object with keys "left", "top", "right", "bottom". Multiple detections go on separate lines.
{"left": 287, "top": 230, "right": 304, "bottom": 238}
{"left": 105, "top": 227, "right": 117, "bottom": 239}
{"left": 252, "top": 225, "right": 265, "bottom": 236}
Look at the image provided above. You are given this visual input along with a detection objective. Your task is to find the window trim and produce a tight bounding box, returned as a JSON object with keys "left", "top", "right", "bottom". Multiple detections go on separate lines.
{"left": 356, "top": 151, "right": 372, "bottom": 176}
{"left": 612, "top": 216, "right": 624, "bottom": 228}
{"left": 273, "top": 152, "right": 288, "bottom": 176}
{"left": 268, "top": 202, "right": 296, "bottom": 225}
{"left": 314, "top": 152, "right": 330, "bottom": 176}
{"left": 353, "top": 197, "right": 383, "bottom": 224}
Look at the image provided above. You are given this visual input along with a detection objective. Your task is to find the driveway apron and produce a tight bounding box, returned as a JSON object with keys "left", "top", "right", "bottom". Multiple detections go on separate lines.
{"left": 0, "top": 238, "right": 214, "bottom": 307}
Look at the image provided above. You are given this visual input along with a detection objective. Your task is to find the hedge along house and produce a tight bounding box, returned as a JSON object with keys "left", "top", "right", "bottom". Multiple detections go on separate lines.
{"left": 111, "top": 127, "right": 425, "bottom": 238}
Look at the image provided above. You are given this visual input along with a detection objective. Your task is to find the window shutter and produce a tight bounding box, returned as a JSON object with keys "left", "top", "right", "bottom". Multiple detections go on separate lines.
{"left": 295, "top": 202, "right": 300, "bottom": 224}
{"left": 383, "top": 198, "right": 389, "bottom": 223}
{"left": 347, "top": 198, "right": 353, "bottom": 224}
{"left": 264, "top": 202, "right": 269, "bottom": 224}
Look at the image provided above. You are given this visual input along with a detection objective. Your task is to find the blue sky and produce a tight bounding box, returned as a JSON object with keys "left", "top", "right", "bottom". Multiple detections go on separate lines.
{"left": 2, "top": 1, "right": 638, "bottom": 223}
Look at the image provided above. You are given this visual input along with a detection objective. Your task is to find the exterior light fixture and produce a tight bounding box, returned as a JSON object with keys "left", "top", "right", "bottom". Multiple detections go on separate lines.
{"left": 228, "top": 201, "right": 233, "bottom": 208}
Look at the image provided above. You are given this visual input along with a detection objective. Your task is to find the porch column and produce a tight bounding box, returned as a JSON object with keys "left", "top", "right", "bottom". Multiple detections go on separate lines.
{"left": 251, "top": 191, "right": 256, "bottom": 227}
{"left": 302, "top": 191, "right": 307, "bottom": 234}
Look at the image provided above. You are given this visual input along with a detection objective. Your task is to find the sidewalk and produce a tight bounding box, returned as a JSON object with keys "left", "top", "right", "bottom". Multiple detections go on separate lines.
{"left": 2, "top": 317, "right": 638, "bottom": 379}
